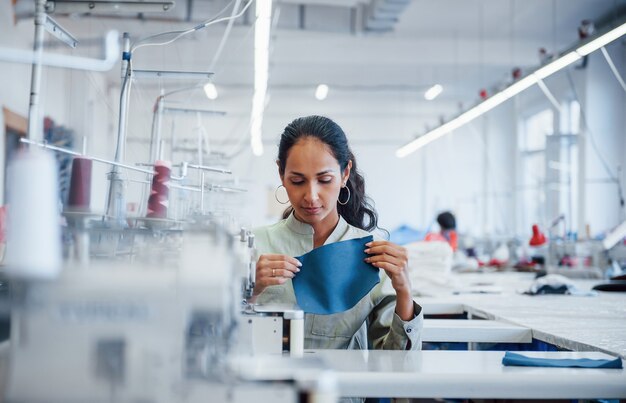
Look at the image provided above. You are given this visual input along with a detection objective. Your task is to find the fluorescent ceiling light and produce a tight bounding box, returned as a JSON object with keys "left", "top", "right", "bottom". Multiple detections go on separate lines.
{"left": 315, "top": 84, "right": 329, "bottom": 100}
{"left": 499, "top": 75, "right": 538, "bottom": 99}
{"left": 534, "top": 52, "right": 580, "bottom": 79}
{"left": 424, "top": 84, "right": 442, "bottom": 101}
{"left": 396, "top": 18, "right": 626, "bottom": 158}
{"left": 250, "top": 0, "right": 272, "bottom": 157}
{"left": 45, "top": 1, "right": 175, "bottom": 13}
{"left": 203, "top": 83, "right": 218, "bottom": 100}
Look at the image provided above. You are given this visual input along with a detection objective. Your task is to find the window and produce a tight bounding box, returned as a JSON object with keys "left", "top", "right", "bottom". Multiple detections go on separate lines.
{"left": 518, "top": 109, "right": 553, "bottom": 235}
{"left": 555, "top": 100, "right": 580, "bottom": 235}
{"left": 517, "top": 102, "right": 580, "bottom": 238}
{"left": 560, "top": 100, "right": 580, "bottom": 135}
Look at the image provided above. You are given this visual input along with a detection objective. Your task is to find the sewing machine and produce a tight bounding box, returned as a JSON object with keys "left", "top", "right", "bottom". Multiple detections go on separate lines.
{"left": 5, "top": 227, "right": 312, "bottom": 402}
{"left": 234, "top": 228, "right": 305, "bottom": 357}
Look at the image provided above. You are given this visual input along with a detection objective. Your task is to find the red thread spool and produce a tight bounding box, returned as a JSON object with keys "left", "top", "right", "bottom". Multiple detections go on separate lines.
{"left": 529, "top": 224, "right": 547, "bottom": 246}
{"left": 68, "top": 157, "right": 92, "bottom": 210}
{"left": 147, "top": 160, "right": 171, "bottom": 218}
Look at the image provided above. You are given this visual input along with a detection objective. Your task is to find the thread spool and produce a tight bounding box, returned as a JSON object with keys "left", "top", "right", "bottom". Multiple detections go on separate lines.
{"left": 286, "top": 309, "right": 304, "bottom": 357}
{"left": 290, "top": 317, "right": 304, "bottom": 357}
{"left": 67, "top": 157, "right": 92, "bottom": 210}
{"left": 5, "top": 149, "right": 61, "bottom": 279}
{"left": 146, "top": 160, "right": 171, "bottom": 218}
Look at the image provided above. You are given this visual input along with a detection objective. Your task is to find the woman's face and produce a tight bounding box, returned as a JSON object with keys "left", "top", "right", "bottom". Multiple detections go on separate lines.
{"left": 281, "top": 137, "right": 351, "bottom": 229}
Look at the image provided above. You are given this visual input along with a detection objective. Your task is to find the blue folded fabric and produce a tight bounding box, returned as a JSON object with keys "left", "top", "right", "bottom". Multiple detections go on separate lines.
{"left": 502, "top": 351, "right": 623, "bottom": 368}
{"left": 389, "top": 224, "right": 424, "bottom": 245}
{"left": 293, "top": 235, "right": 379, "bottom": 315}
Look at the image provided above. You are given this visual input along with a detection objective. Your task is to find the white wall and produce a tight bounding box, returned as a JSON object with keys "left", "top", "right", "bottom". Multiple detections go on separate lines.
{"left": 1, "top": 4, "right": 624, "bottom": 239}
{"left": 584, "top": 42, "right": 626, "bottom": 233}
{"left": 0, "top": 10, "right": 34, "bottom": 203}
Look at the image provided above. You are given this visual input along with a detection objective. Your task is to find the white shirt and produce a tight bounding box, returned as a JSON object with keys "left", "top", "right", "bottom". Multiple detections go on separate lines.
{"left": 253, "top": 212, "right": 423, "bottom": 351}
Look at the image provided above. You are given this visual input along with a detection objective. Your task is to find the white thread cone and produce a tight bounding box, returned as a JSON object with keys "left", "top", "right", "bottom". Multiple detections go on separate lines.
{"left": 5, "top": 149, "right": 61, "bottom": 279}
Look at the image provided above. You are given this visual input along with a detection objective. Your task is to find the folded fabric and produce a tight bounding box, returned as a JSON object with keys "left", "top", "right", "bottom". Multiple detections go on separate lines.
{"left": 502, "top": 351, "right": 623, "bottom": 368}
{"left": 524, "top": 274, "right": 597, "bottom": 297}
{"left": 293, "top": 235, "right": 379, "bottom": 315}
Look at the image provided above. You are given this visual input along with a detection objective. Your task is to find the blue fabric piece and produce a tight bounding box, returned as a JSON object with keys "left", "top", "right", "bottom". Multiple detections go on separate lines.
{"left": 293, "top": 235, "right": 379, "bottom": 315}
{"left": 502, "top": 351, "right": 623, "bottom": 368}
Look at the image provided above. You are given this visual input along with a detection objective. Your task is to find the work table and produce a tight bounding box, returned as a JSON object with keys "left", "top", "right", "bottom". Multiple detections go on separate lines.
{"left": 413, "top": 270, "right": 626, "bottom": 358}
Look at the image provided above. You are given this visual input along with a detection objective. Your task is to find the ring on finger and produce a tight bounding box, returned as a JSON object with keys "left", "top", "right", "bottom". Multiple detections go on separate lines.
{"left": 272, "top": 268, "right": 276, "bottom": 277}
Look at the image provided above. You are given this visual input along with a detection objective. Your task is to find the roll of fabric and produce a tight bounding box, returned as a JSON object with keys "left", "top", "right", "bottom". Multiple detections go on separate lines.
{"left": 147, "top": 160, "right": 171, "bottom": 218}
{"left": 5, "top": 149, "right": 61, "bottom": 279}
{"left": 67, "top": 157, "right": 92, "bottom": 210}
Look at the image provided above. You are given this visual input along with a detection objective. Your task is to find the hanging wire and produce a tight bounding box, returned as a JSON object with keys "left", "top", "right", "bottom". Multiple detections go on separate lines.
{"left": 121, "top": 0, "right": 250, "bottom": 169}
{"left": 479, "top": 2, "right": 484, "bottom": 89}
{"left": 209, "top": 0, "right": 243, "bottom": 72}
{"left": 510, "top": 0, "right": 515, "bottom": 69}
{"left": 123, "top": 0, "right": 253, "bottom": 171}
{"left": 601, "top": 46, "right": 626, "bottom": 93}
{"left": 565, "top": 69, "right": 626, "bottom": 216}
{"left": 223, "top": 4, "right": 283, "bottom": 159}
{"left": 112, "top": 58, "right": 134, "bottom": 163}
{"left": 133, "top": 0, "right": 249, "bottom": 119}
{"left": 467, "top": 121, "right": 513, "bottom": 235}
{"left": 552, "top": 0, "right": 557, "bottom": 56}
{"left": 82, "top": 17, "right": 118, "bottom": 118}
{"left": 131, "top": 0, "right": 254, "bottom": 52}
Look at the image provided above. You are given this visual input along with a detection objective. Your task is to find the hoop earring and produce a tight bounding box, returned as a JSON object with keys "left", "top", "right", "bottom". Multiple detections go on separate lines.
{"left": 274, "top": 184, "right": 290, "bottom": 205}
{"left": 337, "top": 186, "right": 350, "bottom": 206}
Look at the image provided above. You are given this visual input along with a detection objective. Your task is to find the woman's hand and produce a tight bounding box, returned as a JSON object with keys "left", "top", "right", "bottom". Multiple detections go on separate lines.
{"left": 364, "top": 241, "right": 414, "bottom": 320}
{"left": 252, "top": 254, "right": 301, "bottom": 298}
{"left": 364, "top": 241, "right": 411, "bottom": 292}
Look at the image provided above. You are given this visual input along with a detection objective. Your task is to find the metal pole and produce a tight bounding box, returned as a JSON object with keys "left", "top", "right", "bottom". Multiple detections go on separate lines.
{"left": 141, "top": 92, "right": 164, "bottom": 217}
{"left": 159, "top": 140, "right": 165, "bottom": 160}
{"left": 106, "top": 32, "right": 132, "bottom": 222}
{"left": 155, "top": 93, "right": 164, "bottom": 162}
{"left": 200, "top": 171, "right": 205, "bottom": 214}
{"left": 601, "top": 46, "right": 626, "bottom": 93}
{"left": 20, "top": 138, "right": 154, "bottom": 174}
{"left": 27, "top": 0, "right": 46, "bottom": 142}
{"left": 170, "top": 119, "right": 176, "bottom": 161}
{"left": 149, "top": 93, "right": 165, "bottom": 164}
{"left": 114, "top": 32, "right": 131, "bottom": 164}
{"left": 196, "top": 112, "right": 203, "bottom": 167}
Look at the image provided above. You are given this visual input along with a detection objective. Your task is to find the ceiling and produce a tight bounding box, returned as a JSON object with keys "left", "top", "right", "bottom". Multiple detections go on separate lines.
{"left": 9, "top": 0, "right": 626, "bottom": 145}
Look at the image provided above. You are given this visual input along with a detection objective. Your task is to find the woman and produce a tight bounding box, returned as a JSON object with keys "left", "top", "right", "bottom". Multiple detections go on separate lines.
{"left": 252, "top": 115, "right": 422, "bottom": 351}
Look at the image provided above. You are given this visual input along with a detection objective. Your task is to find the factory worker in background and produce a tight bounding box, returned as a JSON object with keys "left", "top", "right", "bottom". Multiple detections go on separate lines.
{"left": 425, "top": 211, "right": 458, "bottom": 252}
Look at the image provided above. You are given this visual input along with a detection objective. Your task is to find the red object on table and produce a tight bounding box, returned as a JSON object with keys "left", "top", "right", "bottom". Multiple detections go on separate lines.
{"left": 529, "top": 224, "right": 547, "bottom": 246}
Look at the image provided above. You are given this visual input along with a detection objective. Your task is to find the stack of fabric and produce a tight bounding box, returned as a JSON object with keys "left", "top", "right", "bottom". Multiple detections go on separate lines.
{"left": 404, "top": 241, "right": 454, "bottom": 291}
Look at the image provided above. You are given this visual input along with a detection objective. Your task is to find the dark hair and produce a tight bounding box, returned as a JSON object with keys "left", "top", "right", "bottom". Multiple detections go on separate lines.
{"left": 277, "top": 115, "right": 379, "bottom": 232}
{"left": 437, "top": 211, "right": 456, "bottom": 230}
